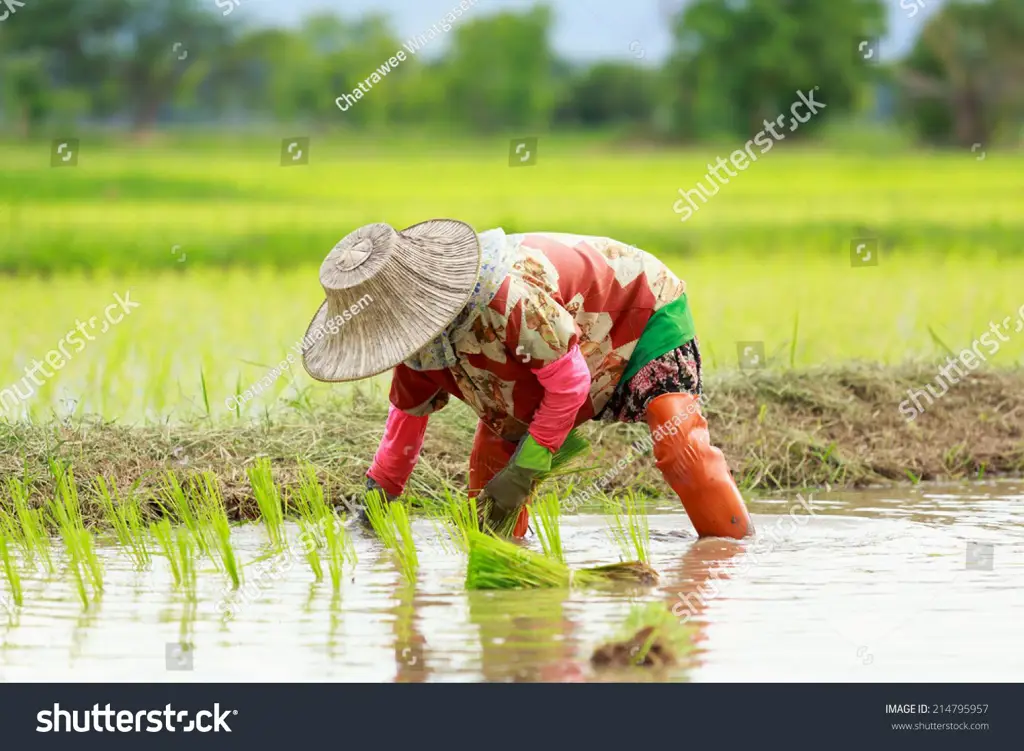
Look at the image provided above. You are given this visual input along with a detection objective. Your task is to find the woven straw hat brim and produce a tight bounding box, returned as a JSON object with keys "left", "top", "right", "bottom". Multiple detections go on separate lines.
{"left": 302, "top": 219, "right": 481, "bottom": 382}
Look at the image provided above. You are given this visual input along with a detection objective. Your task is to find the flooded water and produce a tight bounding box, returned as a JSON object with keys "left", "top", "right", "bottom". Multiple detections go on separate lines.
{"left": 1, "top": 482, "right": 1022, "bottom": 682}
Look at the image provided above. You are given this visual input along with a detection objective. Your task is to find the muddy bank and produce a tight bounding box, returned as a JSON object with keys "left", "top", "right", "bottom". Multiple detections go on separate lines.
{"left": 1, "top": 364, "right": 1021, "bottom": 516}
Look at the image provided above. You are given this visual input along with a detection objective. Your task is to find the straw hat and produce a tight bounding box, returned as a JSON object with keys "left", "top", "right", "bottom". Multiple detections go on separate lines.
{"left": 301, "top": 219, "right": 481, "bottom": 382}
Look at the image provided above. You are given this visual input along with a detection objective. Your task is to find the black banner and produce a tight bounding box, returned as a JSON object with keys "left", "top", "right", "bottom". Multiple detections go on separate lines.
{"left": 0, "top": 683, "right": 1018, "bottom": 748}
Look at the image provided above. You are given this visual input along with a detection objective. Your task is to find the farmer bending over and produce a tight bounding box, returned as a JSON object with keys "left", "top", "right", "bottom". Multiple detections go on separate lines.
{"left": 300, "top": 220, "right": 752, "bottom": 539}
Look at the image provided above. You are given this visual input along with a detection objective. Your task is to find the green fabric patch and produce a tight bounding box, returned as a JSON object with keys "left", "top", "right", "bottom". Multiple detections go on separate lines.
{"left": 620, "top": 294, "right": 697, "bottom": 383}
{"left": 514, "top": 434, "right": 553, "bottom": 472}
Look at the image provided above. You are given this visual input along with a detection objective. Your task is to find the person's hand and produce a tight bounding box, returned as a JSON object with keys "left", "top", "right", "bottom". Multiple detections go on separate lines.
{"left": 479, "top": 434, "right": 552, "bottom": 531}
{"left": 354, "top": 476, "right": 398, "bottom": 526}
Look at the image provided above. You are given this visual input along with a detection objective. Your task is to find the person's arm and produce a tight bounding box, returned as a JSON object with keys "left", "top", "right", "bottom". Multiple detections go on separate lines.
{"left": 367, "top": 365, "right": 449, "bottom": 497}
{"left": 481, "top": 285, "right": 590, "bottom": 515}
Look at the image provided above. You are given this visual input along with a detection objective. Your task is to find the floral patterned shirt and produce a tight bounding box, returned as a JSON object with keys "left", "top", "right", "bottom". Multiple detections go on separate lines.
{"left": 389, "top": 232, "right": 686, "bottom": 442}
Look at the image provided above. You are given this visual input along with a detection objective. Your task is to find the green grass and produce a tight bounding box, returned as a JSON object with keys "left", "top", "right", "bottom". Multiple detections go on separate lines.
{"left": 1, "top": 138, "right": 1023, "bottom": 422}
{"left": 364, "top": 493, "right": 418, "bottom": 585}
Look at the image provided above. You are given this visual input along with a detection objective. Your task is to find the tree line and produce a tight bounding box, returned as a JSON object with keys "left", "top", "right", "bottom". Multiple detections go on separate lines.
{"left": 0, "top": 0, "right": 1020, "bottom": 146}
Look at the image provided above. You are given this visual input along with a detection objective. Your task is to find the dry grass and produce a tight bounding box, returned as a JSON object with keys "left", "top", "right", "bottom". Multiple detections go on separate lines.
{"left": 0, "top": 365, "right": 1021, "bottom": 522}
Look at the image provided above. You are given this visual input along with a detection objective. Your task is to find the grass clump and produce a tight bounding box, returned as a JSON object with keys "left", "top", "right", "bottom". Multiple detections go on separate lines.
{"left": 150, "top": 519, "right": 183, "bottom": 588}
{"left": 292, "top": 463, "right": 332, "bottom": 582}
{"left": 247, "top": 458, "right": 287, "bottom": 550}
{"left": 591, "top": 602, "right": 693, "bottom": 669}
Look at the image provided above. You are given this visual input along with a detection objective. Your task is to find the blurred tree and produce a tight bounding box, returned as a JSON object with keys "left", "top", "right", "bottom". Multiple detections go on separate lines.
{"left": 443, "top": 7, "right": 558, "bottom": 131}
{"left": 900, "top": 0, "right": 1024, "bottom": 147}
{"left": 112, "top": 0, "right": 229, "bottom": 134}
{"left": 665, "top": 0, "right": 887, "bottom": 140}
{"left": 554, "top": 62, "right": 658, "bottom": 129}
{"left": 0, "top": 0, "right": 132, "bottom": 132}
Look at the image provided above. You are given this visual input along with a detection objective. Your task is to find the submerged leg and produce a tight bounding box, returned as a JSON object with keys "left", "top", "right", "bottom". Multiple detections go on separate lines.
{"left": 645, "top": 393, "right": 752, "bottom": 539}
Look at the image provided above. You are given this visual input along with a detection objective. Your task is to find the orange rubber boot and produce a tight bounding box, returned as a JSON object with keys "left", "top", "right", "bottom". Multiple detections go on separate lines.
{"left": 645, "top": 393, "right": 752, "bottom": 539}
{"left": 468, "top": 421, "right": 531, "bottom": 538}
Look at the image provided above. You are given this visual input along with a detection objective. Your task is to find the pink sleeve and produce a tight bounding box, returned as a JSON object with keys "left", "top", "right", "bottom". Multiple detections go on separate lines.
{"left": 367, "top": 404, "right": 429, "bottom": 496}
{"left": 528, "top": 345, "right": 591, "bottom": 452}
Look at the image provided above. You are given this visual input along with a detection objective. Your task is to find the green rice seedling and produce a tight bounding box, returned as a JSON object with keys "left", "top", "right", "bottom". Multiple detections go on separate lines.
{"left": 364, "top": 492, "right": 419, "bottom": 584}
{"left": 387, "top": 502, "right": 419, "bottom": 585}
{"left": 291, "top": 466, "right": 330, "bottom": 581}
{"left": 176, "top": 526, "right": 198, "bottom": 601}
{"left": 0, "top": 534, "right": 23, "bottom": 608}
{"left": 7, "top": 478, "right": 53, "bottom": 572}
{"left": 605, "top": 490, "right": 651, "bottom": 564}
{"left": 363, "top": 490, "right": 399, "bottom": 548}
{"left": 531, "top": 492, "right": 564, "bottom": 563}
{"left": 465, "top": 530, "right": 571, "bottom": 589}
{"left": 94, "top": 477, "right": 150, "bottom": 569}
{"left": 193, "top": 473, "right": 241, "bottom": 589}
{"left": 247, "top": 459, "right": 286, "bottom": 549}
{"left": 480, "top": 429, "right": 591, "bottom": 536}
{"left": 323, "top": 511, "right": 356, "bottom": 593}
{"left": 426, "top": 489, "right": 479, "bottom": 554}
{"left": 158, "top": 472, "right": 210, "bottom": 556}
{"left": 293, "top": 462, "right": 331, "bottom": 523}
{"left": 591, "top": 602, "right": 694, "bottom": 669}
{"left": 465, "top": 530, "right": 657, "bottom": 590}
{"left": 150, "top": 519, "right": 182, "bottom": 588}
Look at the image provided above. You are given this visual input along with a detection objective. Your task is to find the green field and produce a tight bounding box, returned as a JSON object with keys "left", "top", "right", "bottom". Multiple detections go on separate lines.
{"left": 2, "top": 135, "right": 1022, "bottom": 421}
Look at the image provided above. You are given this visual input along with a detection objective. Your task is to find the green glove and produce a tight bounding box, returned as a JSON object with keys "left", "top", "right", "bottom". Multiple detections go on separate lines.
{"left": 481, "top": 434, "right": 553, "bottom": 522}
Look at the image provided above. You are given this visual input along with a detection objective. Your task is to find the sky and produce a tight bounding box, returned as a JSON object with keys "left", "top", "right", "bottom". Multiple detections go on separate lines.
{"left": 228, "top": 0, "right": 949, "bottom": 64}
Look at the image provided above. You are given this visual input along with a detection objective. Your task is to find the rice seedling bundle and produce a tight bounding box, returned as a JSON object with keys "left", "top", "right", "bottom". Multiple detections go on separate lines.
{"left": 194, "top": 473, "right": 241, "bottom": 589}
{"left": 95, "top": 477, "right": 150, "bottom": 569}
{"left": 428, "top": 490, "right": 479, "bottom": 554}
{"left": 5, "top": 478, "right": 53, "bottom": 573}
{"left": 605, "top": 491, "right": 651, "bottom": 564}
{"left": 531, "top": 493, "right": 564, "bottom": 563}
{"left": 465, "top": 530, "right": 657, "bottom": 590}
{"left": 46, "top": 464, "right": 104, "bottom": 606}
{"left": 158, "top": 472, "right": 210, "bottom": 557}
{"left": 591, "top": 602, "right": 693, "bottom": 669}
{"left": 364, "top": 492, "right": 418, "bottom": 584}
{"left": 323, "top": 511, "right": 356, "bottom": 592}
{"left": 0, "top": 534, "right": 23, "bottom": 608}
{"left": 247, "top": 459, "right": 287, "bottom": 549}
{"left": 150, "top": 519, "right": 182, "bottom": 588}
{"left": 480, "top": 429, "right": 591, "bottom": 536}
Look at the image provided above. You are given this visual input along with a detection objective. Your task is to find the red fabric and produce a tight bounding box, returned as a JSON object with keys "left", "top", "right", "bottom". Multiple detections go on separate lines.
{"left": 366, "top": 404, "right": 428, "bottom": 497}
{"left": 529, "top": 345, "right": 591, "bottom": 451}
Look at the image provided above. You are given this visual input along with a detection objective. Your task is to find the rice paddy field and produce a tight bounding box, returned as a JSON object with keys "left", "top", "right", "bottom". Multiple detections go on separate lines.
{"left": 1, "top": 134, "right": 1023, "bottom": 682}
